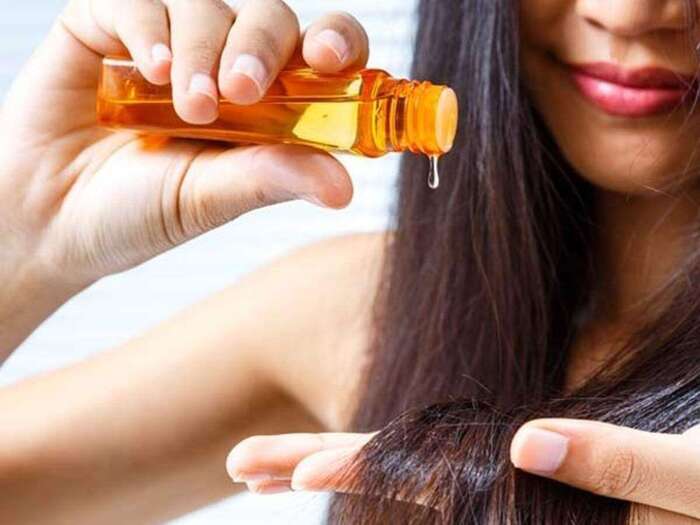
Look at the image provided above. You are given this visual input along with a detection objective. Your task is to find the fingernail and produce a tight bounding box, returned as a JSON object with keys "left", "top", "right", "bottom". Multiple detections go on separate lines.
{"left": 232, "top": 472, "right": 275, "bottom": 483}
{"left": 151, "top": 43, "right": 173, "bottom": 64}
{"left": 188, "top": 73, "right": 218, "bottom": 103}
{"left": 248, "top": 481, "right": 292, "bottom": 495}
{"left": 511, "top": 427, "right": 569, "bottom": 474}
{"left": 230, "top": 54, "right": 268, "bottom": 97}
{"left": 314, "top": 29, "right": 351, "bottom": 63}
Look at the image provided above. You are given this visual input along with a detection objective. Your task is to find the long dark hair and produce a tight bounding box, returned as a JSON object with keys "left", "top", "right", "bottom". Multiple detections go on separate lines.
{"left": 329, "top": 0, "right": 700, "bottom": 523}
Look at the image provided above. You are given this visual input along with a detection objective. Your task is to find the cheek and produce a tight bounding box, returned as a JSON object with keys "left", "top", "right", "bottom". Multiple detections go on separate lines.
{"left": 520, "top": 0, "right": 566, "bottom": 45}
{"left": 523, "top": 50, "right": 700, "bottom": 195}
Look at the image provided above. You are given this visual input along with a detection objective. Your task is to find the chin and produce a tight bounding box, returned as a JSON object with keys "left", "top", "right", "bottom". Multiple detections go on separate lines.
{"left": 552, "top": 122, "right": 700, "bottom": 196}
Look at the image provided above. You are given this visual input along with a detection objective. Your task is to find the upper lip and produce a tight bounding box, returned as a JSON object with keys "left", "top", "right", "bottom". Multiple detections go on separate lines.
{"left": 568, "top": 61, "right": 698, "bottom": 90}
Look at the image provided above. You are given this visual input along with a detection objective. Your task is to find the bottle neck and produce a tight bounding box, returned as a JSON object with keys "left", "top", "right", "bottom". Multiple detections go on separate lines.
{"left": 382, "top": 79, "right": 458, "bottom": 155}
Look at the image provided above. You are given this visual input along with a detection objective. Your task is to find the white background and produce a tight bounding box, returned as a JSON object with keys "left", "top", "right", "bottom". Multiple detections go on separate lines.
{"left": 0, "top": 0, "right": 416, "bottom": 522}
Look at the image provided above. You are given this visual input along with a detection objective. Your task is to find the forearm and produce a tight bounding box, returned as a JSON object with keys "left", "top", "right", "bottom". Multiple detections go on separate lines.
{"left": 0, "top": 261, "right": 82, "bottom": 360}
{"left": 0, "top": 289, "right": 320, "bottom": 524}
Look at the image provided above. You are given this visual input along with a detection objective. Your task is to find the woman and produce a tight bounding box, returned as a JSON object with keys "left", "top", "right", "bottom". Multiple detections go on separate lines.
{"left": 0, "top": 0, "right": 699, "bottom": 523}
{"left": 241, "top": 3, "right": 700, "bottom": 523}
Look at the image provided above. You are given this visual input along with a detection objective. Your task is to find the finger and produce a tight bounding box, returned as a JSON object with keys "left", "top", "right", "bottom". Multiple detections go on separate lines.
{"left": 218, "top": 0, "right": 300, "bottom": 105}
{"left": 302, "top": 11, "right": 370, "bottom": 73}
{"left": 226, "top": 432, "right": 372, "bottom": 484}
{"left": 166, "top": 0, "right": 235, "bottom": 124}
{"left": 246, "top": 479, "right": 292, "bottom": 495}
{"left": 510, "top": 419, "right": 700, "bottom": 519}
{"left": 290, "top": 446, "right": 360, "bottom": 493}
{"left": 290, "top": 443, "right": 434, "bottom": 508}
{"left": 178, "top": 144, "right": 353, "bottom": 240}
{"left": 61, "top": 0, "right": 172, "bottom": 85}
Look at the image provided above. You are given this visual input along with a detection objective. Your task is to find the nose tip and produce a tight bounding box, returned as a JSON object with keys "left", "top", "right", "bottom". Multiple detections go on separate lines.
{"left": 576, "top": 0, "right": 690, "bottom": 37}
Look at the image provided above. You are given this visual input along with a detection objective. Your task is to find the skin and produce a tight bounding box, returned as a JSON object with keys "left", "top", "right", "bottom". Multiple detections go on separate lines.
{"left": 0, "top": 0, "right": 700, "bottom": 523}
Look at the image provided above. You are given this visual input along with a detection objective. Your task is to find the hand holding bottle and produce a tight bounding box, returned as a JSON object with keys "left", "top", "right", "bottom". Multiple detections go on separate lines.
{"left": 0, "top": 0, "right": 370, "bottom": 353}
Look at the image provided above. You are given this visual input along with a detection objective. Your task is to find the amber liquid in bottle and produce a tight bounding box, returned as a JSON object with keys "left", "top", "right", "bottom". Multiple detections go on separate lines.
{"left": 97, "top": 58, "right": 459, "bottom": 187}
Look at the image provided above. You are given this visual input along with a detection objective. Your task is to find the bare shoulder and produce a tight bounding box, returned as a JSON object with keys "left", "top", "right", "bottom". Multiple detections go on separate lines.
{"left": 222, "top": 231, "right": 388, "bottom": 431}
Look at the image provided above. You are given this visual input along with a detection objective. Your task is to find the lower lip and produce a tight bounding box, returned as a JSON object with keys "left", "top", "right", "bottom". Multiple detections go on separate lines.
{"left": 569, "top": 70, "right": 692, "bottom": 118}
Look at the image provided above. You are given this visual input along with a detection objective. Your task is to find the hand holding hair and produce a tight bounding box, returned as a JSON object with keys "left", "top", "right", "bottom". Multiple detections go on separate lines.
{"left": 227, "top": 406, "right": 700, "bottom": 524}
{"left": 510, "top": 419, "right": 700, "bottom": 521}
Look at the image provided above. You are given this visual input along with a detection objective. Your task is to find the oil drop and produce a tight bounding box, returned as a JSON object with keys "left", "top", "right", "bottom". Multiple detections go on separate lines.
{"left": 428, "top": 155, "right": 440, "bottom": 189}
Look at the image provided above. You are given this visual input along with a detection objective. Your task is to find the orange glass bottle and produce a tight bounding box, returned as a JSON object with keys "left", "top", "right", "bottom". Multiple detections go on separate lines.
{"left": 97, "top": 57, "right": 459, "bottom": 159}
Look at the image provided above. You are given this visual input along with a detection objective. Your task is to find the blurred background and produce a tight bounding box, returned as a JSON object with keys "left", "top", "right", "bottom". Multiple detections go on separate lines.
{"left": 0, "top": 0, "right": 416, "bottom": 522}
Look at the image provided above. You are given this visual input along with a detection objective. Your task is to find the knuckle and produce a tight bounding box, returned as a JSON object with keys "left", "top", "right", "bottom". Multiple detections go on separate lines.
{"left": 246, "top": 27, "right": 286, "bottom": 65}
{"left": 244, "top": 0, "right": 298, "bottom": 22}
{"left": 240, "top": 0, "right": 300, "bottom": 36}
{"left": 184, "top": 37, "right": 221, "bottom": 66}
{"left": 267, "top": 0, "right": 299, "bottom": 24}
{"left": 132, "top": 0, "right": 164, "bottom": 10}
{"left": 240, "top": 146, "right": 283, "bottom": 208}
{"left": 160, "top": 159, "right": 188, "bottom": 246}
{"left": 177, "top": 151, "right": 229, "bottom": 235}
{"left": 242, "top": 146, "right": 272, "bottom": 207}
{"left": 207, "top": 0, "right": 235, "bottom": 18}
{"left": 187, "top": 182, "right": 228, "bottom": 233}
{"left": 115, "top": 0, "right": 164, "bottom": 30}
{"left": 199, "top": 0, "right": 236, "bottom": 25}
{"left": 138, "top": 0, "right": 168, "bottom": 18}
{"left": 167, "top": 0, "right": 233, "bottom": 20}
{"left": 592, "top": 449, "right": 645, "bottom": 498}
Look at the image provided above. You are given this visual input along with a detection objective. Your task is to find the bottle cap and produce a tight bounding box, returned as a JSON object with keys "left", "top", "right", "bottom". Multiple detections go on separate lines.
{"left": 435, "top": 88, "right": 459, "bottom": 153}
{"left": 412, "top": 84, "right": 459, "bottom": 155}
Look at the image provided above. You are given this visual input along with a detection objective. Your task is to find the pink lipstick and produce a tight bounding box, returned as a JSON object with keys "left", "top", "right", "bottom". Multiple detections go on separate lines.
{"left": 567, "top": 62, "right": 698, "bottom": 118}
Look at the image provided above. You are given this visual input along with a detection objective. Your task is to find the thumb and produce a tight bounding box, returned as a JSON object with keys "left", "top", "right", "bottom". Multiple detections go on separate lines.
{"left": 510, "top": 418, "right": 700, "bottom": 519}
{"left": 173, "top": 143, "right": 353, "bottom": 239}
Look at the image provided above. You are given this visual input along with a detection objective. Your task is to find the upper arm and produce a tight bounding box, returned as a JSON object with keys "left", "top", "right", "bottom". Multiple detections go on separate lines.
{"left": 220, "top": 231, "right": 387, "bottom": 431}
{"left": 0, "top": 232, "right": 385, "bottom": 524}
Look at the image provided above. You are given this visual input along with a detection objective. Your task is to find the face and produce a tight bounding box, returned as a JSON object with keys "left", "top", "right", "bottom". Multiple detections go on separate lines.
{"left": 520, "top": 0, "right": 700, "bottom": 195}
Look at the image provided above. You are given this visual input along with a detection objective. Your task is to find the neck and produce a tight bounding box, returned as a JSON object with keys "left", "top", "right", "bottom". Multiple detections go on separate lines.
{"left": 567, "top": 187, "right": 700, "bottom": 389}
{"left": 593, "top": 188, "right": 700, "bottom": 322}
